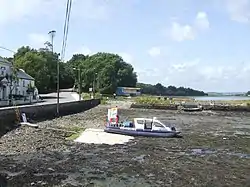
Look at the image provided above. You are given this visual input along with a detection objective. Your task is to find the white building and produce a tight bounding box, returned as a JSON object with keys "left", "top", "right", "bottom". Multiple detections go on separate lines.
{"left": 0, "top": 57, "right": 38, "bottom": 106}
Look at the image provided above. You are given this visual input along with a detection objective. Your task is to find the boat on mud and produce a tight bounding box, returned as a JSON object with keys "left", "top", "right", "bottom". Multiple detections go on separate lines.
{"left": 104, "top": 107, "right": 181, "bottom": 138}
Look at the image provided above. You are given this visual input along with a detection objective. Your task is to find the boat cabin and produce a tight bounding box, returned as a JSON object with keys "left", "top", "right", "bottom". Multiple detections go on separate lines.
{"left": 133, "top": 118, "right": 172, "bottom": 131}
{"left": 106, "top": 108, "right": 175, "bottom": 132}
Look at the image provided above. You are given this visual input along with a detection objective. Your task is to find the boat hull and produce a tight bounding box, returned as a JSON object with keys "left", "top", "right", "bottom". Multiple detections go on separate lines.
{"left": 182, "top": 107, "right": 203, "bottom": 112}
{"left": 104, "top": 127, "right": 180, "bottom": 138}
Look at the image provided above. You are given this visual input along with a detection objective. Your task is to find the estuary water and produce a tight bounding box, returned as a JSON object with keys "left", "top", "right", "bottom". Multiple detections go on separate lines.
{"left": 192, "top": 96, "right": 250, "bottom": 101}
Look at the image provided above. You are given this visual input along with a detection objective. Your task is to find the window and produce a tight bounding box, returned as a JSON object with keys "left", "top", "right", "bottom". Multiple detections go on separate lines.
{"left": 145, "top": 120, "right": 152, "bottom": 129}
{"left": 153, "top": 122, "right": 164, "bottom": 128}
{"left": 23, "top": 80, "right": 25, "bottom": 87}
{"left": 137, "top": 120, "right": 144, "bottom": 124}
{"left": 1, "top": 67, "right": 5, "bottom": 76}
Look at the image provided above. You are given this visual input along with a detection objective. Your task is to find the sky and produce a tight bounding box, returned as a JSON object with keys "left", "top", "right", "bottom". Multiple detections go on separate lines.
{"left": 0, "top": 0, "right": 250, "bottom": 92}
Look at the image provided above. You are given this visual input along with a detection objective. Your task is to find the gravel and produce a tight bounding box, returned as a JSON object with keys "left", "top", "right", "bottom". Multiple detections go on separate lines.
{"left": 0, "top": 104, "right": 250, "bottom": 187}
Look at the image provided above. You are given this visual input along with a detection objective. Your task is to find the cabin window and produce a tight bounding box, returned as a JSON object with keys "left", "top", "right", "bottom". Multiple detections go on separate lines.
{"left": 144, "top": 120, "right": 152, "bottom": 129}
{"left": 153, "top": 122, "right": 164, "bottom": 128}
{"left": 137, "top": 120, "right": 144, "bottom": 124}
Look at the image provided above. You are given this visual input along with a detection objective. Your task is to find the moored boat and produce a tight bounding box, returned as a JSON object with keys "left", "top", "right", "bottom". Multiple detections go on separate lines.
{"left": 104, "top": 107, "right": 181, "bottom": 138}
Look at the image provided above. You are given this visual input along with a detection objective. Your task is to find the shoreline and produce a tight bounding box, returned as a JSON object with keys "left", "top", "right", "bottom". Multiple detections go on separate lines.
{"left": 131, "top": 103, "right": 250, "bottom": 112}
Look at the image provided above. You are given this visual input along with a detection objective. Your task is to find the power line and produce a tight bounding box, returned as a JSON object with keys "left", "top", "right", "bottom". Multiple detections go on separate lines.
{"left": 61, "top": 0, "right": 72, "bottom": 61}
{"left": 57, "top": 0, "right": 73, "bottom": 116}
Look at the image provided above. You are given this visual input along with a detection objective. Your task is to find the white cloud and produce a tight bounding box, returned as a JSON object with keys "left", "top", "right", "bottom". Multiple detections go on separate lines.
{"left": 28, "top": 33, "right": 49, "bottom": 48}
{"left": 169, "top": 23, "right": 196, "bottom": 42}
{"left": 195, "top": 12, "right": 210, "bottom": 30}
{"left": 225, "top": 0, "right": 250, "bottom": 23}
{"left": 148, "top": 47, "right": 161, "bottom": 57}
{"left": 0, "top": 0, "right": 110, "bottom": 26}
{"left": 137, "top": 59, "right": 250, "bottom": 92}
{"left": 167, "top": 11, "right": 210, "bottom": 42}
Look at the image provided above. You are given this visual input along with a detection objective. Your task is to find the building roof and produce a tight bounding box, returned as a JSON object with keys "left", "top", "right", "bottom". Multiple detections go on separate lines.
{"left": 0, "top": 56, "right": 12, "bottom": 65}
{"left": 0, "top": 57, "right": 34, "bottom": 80}
{"left": 16, "top": 69, "right": 34, "bottom": 80}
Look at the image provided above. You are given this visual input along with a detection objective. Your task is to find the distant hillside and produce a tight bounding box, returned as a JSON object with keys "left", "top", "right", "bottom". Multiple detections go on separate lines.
{"left": 137, "top": 83, "right": 208, "bottom": 96}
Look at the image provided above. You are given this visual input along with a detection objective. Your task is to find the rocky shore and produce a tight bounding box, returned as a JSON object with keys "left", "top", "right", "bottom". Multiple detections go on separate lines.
{"left": 0, "top": 105, "right": 250, "bottom": 186}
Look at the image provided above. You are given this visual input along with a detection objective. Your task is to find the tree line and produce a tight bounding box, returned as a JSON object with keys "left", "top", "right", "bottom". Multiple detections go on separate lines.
{"left": 137, "top": 83, "right": 208, "bottom": 96}
{"left": 3, "top": 45, "right": 207, "bottom": 96}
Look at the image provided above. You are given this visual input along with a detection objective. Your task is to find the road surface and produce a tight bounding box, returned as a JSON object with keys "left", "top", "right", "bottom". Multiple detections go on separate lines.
{"left": 39, "top": 91, "right": 79, "bottom": 105}
{"left": 0, "top": 91, "right": 80, "bottom": 110}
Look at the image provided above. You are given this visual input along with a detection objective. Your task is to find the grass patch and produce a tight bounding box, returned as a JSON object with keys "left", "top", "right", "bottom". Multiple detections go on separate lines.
{"left": 64, "top": 126, "right": 86, "bottom": 141}
{"left": 134, "top": 96, "right": 194, "bottom": 105}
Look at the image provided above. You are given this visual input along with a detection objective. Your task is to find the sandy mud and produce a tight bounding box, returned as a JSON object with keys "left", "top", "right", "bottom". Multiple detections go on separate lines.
{"left": 0, "top": 105, "right": 250, "bottom": 187}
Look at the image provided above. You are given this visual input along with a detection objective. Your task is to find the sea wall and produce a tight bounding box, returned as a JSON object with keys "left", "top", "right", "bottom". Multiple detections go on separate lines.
{"left": 131, "top": 103, "right": 250, "bottom": 112}
{"left": 0, "top": 99, "right": 100, "bottom": 136}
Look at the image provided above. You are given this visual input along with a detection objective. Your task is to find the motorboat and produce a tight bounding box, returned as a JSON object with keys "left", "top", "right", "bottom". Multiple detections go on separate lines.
{"left": 104, "top": 107, "right": 180, "bottom": 137}
{"left": 104, "top": 117, "right": 180, "bottom": 137}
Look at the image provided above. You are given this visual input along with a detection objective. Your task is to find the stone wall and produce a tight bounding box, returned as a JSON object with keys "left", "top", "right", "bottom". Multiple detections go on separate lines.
{"left": 0, "top": 99, "right": 100, "bottom": 136}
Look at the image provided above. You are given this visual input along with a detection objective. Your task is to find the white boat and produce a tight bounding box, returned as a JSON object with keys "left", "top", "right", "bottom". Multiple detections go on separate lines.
{"left": 104, "top": 117, "right": 181, "bottom": 138}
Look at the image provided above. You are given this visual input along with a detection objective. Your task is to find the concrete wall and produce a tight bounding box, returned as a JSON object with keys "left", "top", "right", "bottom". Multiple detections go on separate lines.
{"left": 0, "top": 99, "right": 100, "bottom": 136}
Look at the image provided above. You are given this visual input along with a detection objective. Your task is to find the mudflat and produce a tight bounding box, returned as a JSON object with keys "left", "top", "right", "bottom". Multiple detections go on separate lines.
{"left": 0, "top": 106, "right": 250, "bottom": 187}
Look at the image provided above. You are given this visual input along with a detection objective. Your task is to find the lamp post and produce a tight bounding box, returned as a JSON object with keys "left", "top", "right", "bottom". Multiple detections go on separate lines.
{"left": 48, "top": 30, "right": 56, "bottom": 53}
{"left": 48, "top": 30, "right": 59, "bottom": 116}
{"left": 73, "top": 68, "right": 81, "bottom": 101}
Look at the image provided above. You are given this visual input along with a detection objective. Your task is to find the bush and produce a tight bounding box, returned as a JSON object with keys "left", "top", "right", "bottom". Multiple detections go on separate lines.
{"left": 81, "top": 93, "right": 91, "bottom": 100}
{"left": 135, "top": 96, "right": 172, "bottom": 105}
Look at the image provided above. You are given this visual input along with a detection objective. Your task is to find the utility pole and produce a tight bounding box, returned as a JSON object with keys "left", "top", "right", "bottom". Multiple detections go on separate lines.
{"left": 73, "top": 68, "right": 81, "bottom": 101}
{"left": 48, "top": 30, "right": 59, "bottom": 116}
{"left": 93, "top": 73, "right": 97, "bottom": 98}
{"left": 78, "top": 69, "right": 81, "bottom": 101}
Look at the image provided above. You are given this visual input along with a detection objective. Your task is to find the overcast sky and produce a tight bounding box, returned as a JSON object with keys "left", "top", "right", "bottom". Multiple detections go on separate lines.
{"left": 0, "top": 0, "right": 250, "bottom": 92}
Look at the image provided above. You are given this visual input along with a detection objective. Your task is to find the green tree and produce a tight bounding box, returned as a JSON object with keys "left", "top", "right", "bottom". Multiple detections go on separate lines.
{"left": 14, "top": 50, "right": 51, "bottom": 93}
{"left": 137, "top": 83, "right": 207, "bottom": 96}
{"left": 79, "top": 52, "right": 137, "bottom": 94}
{"left": 66, "top": 54, "right": 88, "bottom": 88}
{"left": 67, "top": 54, "right": 88, "bottom": 68}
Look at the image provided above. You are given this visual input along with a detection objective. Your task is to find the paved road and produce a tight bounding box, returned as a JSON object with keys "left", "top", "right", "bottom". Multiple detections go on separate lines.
{"left": 39, "top": 91, "right": 79, "bottom": 105}
{"left": 0, "top": 91, "right": 80, "bottom": 110}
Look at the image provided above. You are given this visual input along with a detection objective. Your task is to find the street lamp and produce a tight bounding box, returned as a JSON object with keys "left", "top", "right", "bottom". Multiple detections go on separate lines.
{"left": 48, "top": 30, "right": 59, "bottom": 116}
{"left": 73, "top": 68, "right": 81, "bottom": 101}
{"left": 48, "top": 30, "right": 56, "bottom": 53}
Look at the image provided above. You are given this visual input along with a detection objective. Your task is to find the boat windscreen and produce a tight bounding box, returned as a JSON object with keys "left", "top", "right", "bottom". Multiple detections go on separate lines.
{"left": 153, "top": 121, "right": 165, "bottom": 128}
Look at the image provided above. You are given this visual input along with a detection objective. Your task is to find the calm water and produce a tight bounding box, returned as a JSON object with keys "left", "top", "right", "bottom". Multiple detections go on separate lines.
{"left": 192, "top": 96, "right": 250, "bottom": 101}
